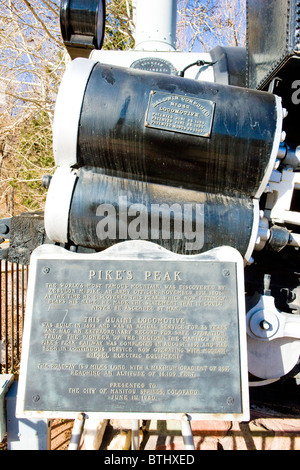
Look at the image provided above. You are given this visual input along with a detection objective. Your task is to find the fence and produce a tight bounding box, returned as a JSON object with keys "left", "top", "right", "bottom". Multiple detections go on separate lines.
{"left": 0, "top": 259, "right": 29, "bottom": 374}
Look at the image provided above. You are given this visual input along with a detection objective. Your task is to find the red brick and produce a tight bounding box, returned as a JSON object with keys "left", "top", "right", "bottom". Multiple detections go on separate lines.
{"left": 191, "top": 420, "right": 232, "bottom": 434}
{"left": 253, "top": 418, "right": 300, "bottom": 433}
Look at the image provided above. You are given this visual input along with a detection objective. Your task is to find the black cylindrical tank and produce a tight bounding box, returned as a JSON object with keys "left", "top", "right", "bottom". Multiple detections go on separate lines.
{"left": 53, "top": 59, "right": 282, "bottom": 198}
{"left": 66, "top": 167, "right": 258, "bottom": 257}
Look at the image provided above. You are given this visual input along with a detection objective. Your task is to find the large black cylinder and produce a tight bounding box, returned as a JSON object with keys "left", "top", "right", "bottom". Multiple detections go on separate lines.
{"left": 53, "top": 59, "right": 283, "bottom": 198}
{"left": 63, "top": 168, "right": 257, "bottom": 257}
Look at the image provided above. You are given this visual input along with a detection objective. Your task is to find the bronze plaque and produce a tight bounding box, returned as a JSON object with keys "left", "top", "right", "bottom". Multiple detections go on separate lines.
{"left": 17, "top": 243, "right": 249, "bottom": 420}
{"left": 145, "top": 91, "right": 215, "bottom": 137}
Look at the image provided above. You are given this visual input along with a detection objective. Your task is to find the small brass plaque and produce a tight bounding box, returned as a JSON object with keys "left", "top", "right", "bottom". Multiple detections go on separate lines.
{"left": 145, "top": 91, "right": 215, "bottom": 137}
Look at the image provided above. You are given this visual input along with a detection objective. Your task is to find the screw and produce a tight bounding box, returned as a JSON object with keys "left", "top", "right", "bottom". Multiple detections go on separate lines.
{"left": 0, "top": 224, "right": 9, "bottom": 235}
{"left": 260, "top": 320, "right": 271, "bottom": 331}
{"left": 42, "top": 175, "right": 52, "bottom": 189}
{"left": 223, "top": 269, "right": 230, "bottom": 277}
{"left": 281, "top": 131, "right": 286, "bottom": 142}
{"left": 227, "top": 397, "right": 234, "bottom": 405}
{"left": 32, "top": 395, "right": 40, "bottom": 402}
{"left": 42, "top": 267, "right": 50, "bottom": 274}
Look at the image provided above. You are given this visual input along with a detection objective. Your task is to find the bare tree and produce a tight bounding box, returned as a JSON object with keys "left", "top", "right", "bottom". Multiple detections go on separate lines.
{"left": 104, "top": 0, "right": 135, "bottom": 49}
{"left": 177, "top": 0, "right": 217, "bottom": 51}
{"left": 0, "top": 0, "right": 138, "bottom": 216}
{"left": 0, "top": 0, "right": 64, "bottom": 216}
{"left": 177, "top": 0, "right": 246, "bottom": 52}
{"left": 212, "top": 0, "right": 246, "bottom": 47}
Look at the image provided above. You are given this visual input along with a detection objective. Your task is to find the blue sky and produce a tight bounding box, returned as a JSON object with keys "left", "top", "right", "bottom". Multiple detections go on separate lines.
{"left": 176, "top": 0, "right": 246, "bottom": 52}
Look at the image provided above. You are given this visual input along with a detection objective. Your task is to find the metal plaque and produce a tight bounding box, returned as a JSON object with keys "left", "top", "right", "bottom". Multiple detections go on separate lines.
{"left": 145, "top": 91, "right": 215, "bottom": 138}
{"left": 17, "top": 242, "right": 249, "bottom": 421}
{"left": 130, "top": 57, "right": 176, "bottom": 75}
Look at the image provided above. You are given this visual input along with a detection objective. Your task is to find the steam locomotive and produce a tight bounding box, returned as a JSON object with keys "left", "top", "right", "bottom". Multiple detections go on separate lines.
{"left": 5, "top": 0, "right": 300, "bottom": 407}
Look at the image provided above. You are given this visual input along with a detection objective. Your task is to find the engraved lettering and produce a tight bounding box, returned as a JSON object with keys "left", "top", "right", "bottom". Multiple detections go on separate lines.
{"left": 146, "top": 91, "right": 215, "bottom": 138}
{"left": 22, "top": 255, "right": 243, "bottom": 417}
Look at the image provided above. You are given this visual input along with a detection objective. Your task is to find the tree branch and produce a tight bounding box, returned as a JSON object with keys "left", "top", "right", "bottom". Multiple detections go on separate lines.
{"left": 21, "top": 0, "right": 61, "bottom": 46}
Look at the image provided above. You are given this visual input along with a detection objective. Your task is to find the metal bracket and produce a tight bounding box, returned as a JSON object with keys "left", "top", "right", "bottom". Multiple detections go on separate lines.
{"left": 247, "top": 295, "right": 300, "bottom": 341}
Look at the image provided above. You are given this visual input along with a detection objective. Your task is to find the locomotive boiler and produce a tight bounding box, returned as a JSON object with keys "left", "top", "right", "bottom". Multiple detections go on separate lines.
{"left": 41, "top": 0, "right": 300, "bottom": 388}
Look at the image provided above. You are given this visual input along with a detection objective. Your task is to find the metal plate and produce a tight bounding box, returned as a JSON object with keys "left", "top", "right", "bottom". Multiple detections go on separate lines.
{"left": 17, "top": 242, "right": 249, "bottom": 420}
{"left": 247, "top": 0, "right": 300, "bottom": 90}
{"left": 145, "top": 91, "right": 215, "bottom": 138}
{"left": 130, "top": 57, "right": 175, "bottom": 75}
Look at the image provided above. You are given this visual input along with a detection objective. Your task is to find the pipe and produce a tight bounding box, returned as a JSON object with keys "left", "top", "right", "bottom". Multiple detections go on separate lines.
{"left": 68, "top": 413, "right": 86, "bottom": 450}
{"left": 134, "top": 0, "right": 177, "bottom": 51}
{"left": 131, "top": 420, "right": 140, "bottom": 450}
{"left": 181, "top": 414, "right": 195, "bottom": 450}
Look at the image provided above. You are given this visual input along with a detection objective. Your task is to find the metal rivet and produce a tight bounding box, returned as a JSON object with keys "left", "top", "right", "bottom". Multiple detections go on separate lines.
{"left": 260, "top": 320, "right": 271, "bottom": 331}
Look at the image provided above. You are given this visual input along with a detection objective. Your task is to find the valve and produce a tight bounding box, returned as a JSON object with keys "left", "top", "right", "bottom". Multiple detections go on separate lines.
{"left": 246, "top": 295, "right": 300, "bottom": 341}
{"left": 246, "top": 291, "right": 300, "bottom": 379}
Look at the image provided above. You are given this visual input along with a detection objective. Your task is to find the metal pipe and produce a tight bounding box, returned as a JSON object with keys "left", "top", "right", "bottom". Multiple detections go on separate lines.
{"left": 181, "top": 414, "right": 195, "bottom": 450}
{"left": 131, "top": 420, "right": 140, "bottom": 450}
{"left": 134, "top": 0, "right": 177, "bottom": 51}
{"left": 68, "top": 413, "right": 86, "bottom": 450}
{"left": 283, "top": 146, "right": 300, "bottom": 168}
{"left": 277, "top": 144, "right": 300, "bottom": 168}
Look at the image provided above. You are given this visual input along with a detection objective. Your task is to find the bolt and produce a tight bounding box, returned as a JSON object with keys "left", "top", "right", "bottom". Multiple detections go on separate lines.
{"left": 42, "top": 175, "right": 52, "bottom": 189}
{"left": 281, "top": 131, "right": 286, "bottom": 142}
{"left": 0, "top": 224, "right": 9, "bottom": 235}
{"left": 260, "top": 320, "right": 271, "bottom": 331}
